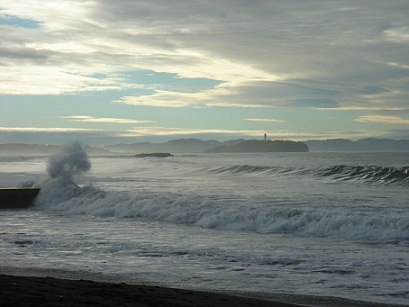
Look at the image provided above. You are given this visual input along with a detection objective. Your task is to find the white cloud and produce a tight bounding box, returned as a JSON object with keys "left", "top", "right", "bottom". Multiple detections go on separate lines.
{"left": 354, "top": 115, "right": 409, "bottom": 125}
{"left": 244, "top": 118, "right": 286, "bottom": 123}
{"left": 116, "top": 91, "right": 200, "bottom": 108}
{"left": 58, "top": 115, "right": 153, "bottom": 124}
{"left": 0, "top": 127, "right": 101, "bottom": 132}
{"left": 0, "top": 67, "right": 102, "bottom": 95}
{"left": 316, "top": 106, "right": 409, "bottom": 111}
{"left": 383, "top": 27, "right": 409, "bottom": 43}
{"left": 119, "top": 126, "right": 307, "bottom": 138}
{"left": 115, "top": 85, "right": 273, "bottom": 108}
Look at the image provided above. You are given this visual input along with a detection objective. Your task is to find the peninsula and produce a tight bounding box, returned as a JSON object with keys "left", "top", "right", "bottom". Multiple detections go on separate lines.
{"left": 206, "top": 139, "right": 309, "bottom": 153}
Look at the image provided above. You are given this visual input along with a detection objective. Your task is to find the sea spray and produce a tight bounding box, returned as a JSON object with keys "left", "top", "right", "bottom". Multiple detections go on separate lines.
{"left": 35, "top": 141, "right": 99, "bottom": 210}
{"left": 46, "top": 140, "right": 91, "bottom": 179}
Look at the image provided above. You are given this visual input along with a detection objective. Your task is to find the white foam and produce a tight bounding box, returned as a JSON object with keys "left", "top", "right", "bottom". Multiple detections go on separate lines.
{"left": 34, "top": 178, "right": 409, "bottom": 242}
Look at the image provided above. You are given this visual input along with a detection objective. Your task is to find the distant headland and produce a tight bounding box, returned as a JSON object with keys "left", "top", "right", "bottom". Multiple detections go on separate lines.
{"left": 206, "top": 139, "right": 309, "bottom": 153}
{"left": 134, "top": 153, "right": 173, "bottom": 158}
{"left": 2, "top": 137, "right": 409, "bottom": 155}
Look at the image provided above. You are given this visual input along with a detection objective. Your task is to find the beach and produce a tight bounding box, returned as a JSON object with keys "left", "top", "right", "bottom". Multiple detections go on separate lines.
{"left": 2, "top": 273, "right": 406, "bottom": 307}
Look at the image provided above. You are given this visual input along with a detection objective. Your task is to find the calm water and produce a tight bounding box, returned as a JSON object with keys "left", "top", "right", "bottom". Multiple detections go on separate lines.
{"left": 1, "top": 146, "right": 409, "bottom": 305}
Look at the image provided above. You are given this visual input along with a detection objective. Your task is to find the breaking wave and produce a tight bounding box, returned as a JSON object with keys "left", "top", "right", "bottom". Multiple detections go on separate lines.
{"left": 32, "top": 143, "right": 409, "bottom": 242}
{"left": 34, "top": 182, "right": 409, "bottom": 242}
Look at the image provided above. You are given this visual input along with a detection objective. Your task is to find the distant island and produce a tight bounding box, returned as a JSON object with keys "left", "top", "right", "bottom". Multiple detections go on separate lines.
{"left": 206, "top": 139, "right": 309, "bottom": 153}
{"left": 134, "top": 153, "right": 173, "bottom": 158}
{"left": 104, "top": 138, "right": 409, "bottom": 153}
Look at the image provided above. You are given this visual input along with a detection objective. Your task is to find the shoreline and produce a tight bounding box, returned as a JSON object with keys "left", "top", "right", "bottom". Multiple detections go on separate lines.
{"left": 0, "top": 273, "right": 405, "bottom": 307}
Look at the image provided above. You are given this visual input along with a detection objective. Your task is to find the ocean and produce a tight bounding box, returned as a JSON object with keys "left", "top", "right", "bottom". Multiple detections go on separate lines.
{"left": 1, "top": 142, "right": 408, "bottom": 305}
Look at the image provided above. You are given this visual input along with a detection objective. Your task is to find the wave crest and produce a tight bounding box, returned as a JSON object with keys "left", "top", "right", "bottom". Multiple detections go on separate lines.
{"left": 34, "top": 181, "right": 409, "bottom": 242}
{"left": 209, "top": 164, "right": 409, "bottom": 184}
{"left": 315, "top": 165, "right": 409, "bottom": 184}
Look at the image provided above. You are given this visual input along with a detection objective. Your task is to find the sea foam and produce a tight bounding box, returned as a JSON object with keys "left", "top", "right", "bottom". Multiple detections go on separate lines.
{"left": 35, "top": 182, "right": 409, "bottom": 242}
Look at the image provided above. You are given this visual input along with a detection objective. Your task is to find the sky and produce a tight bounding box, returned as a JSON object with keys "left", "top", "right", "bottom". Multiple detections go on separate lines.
{"left": 1, "top": 0, "right": 409, "bottom": 145}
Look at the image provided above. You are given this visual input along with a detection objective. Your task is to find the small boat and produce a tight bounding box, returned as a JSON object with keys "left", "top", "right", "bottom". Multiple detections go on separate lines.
{"left": 0, "top": 188, "right": 41, "bottom": 209}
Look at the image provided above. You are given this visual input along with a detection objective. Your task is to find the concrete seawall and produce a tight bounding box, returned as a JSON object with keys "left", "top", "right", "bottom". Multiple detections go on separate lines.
{"left": 0, "top": 188, "right": 41, "bottom": 209}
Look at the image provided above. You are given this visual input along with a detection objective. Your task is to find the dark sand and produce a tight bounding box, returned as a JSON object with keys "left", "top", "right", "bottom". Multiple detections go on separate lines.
{"left": 1, "top": 274, "right": 406, "bottom": 307}
{"left": 0, "top": 274, "right": 300, "bottom": 306}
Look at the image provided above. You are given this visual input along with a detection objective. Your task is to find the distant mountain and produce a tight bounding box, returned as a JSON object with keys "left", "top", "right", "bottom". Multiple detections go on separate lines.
{"left": 2, "top": 138, "right": 408, "bottom": 155}
{"left": 206, "top": 139, "right": 309, "bottom": 153}
{"left": 106, "top": 138, "right": 244, "bottom": 153}
{"left": 305, "top": 139, "right": 364, "bottom": 152}
{"left": 358, "top": 138, "right": 409, "bottom": 152}
{"left": 103, "top": 138, "right": 409, "bottom": 153}
{"left": 306, "top": 138, "right": 409, "bottom": 152}
{"left": 0, "top": 143, "right": 61, "bottom": 156}
{"left": 0, "top": 143, "right": 112, "bottom": 156}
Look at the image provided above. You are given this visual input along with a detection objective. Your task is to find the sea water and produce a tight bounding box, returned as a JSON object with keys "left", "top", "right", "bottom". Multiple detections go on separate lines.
{"left": 1, "top": 143, "right": 408, "bottom": 305}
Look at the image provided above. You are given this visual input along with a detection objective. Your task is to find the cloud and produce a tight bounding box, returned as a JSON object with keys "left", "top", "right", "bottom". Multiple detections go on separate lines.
{"left": 289, "top": 99, "right": 338, "bottom": 108}
{"left": 0, "top": 127, "right": 101, "bottom": 132}
{"left": 116, "top": 91, "right": 201, "bottom": 108}
{"left": 58, "top": 115, "right": 153, "bottom": 124}
{"left": 354, "top": 115, "right": 409, "bottom": 125}
{"left": 383, "top": 27, "right": 409, "bottom": 43}
{"left": 354, "top": 86, "right": 390, "bottom": 96}
{"left": 0, "top": 0, "right": 406, "bottom": 109}
{"left": 244, "top": 118, "right": 285, "bottom": 123}
{"left": 316, "top": 106, "right": 409, "bottom": 112}
{"left": 116, "top": 79, "right": 341, "bottom": 108}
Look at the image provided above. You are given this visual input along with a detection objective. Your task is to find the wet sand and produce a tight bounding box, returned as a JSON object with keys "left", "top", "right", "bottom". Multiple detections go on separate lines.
{"left": 1, "top": 274, "right": 406, "bottom": 306}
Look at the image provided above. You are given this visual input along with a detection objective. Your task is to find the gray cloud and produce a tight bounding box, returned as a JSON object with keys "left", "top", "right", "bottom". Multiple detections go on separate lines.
{"left": 355, "top": 86, "right": 390, "bottom": 95}
{"left": 203, "top": 80, "right": 340, "bottom": 108}
{"left": 289, "top": 99, "right": 338, "bottom": 108}
{"left": 0, "top": 46, "right": 49, "bottom": 62}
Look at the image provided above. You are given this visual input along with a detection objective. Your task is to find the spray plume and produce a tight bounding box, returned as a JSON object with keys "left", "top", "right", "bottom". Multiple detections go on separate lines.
{"left": 46, "top": 141, "right": 91, "bottom": 179}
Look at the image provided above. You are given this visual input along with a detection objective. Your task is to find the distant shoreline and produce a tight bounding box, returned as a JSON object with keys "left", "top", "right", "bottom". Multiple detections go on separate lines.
{"left": 1, "top": 137, "right": 409, "bottom": 155}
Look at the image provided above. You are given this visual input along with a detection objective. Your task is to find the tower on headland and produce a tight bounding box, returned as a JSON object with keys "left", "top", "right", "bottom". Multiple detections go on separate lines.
{"left": 264, "top": 133, "right": 267, "bottom": 141}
